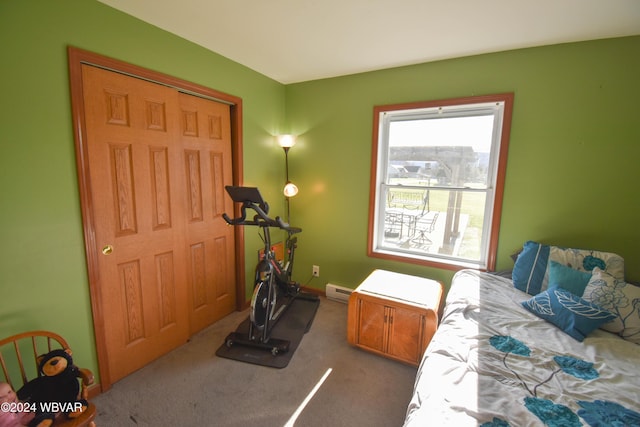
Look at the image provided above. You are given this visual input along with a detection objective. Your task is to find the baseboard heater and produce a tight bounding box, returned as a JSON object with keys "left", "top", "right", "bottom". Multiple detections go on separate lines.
{"left": 325, "top": 283, "right": 353, "bottom": 303}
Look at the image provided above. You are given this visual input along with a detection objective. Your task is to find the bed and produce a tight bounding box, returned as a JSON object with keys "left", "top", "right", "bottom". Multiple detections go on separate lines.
{"left": 403, "top": 242, "right": 640, "bottom": 427}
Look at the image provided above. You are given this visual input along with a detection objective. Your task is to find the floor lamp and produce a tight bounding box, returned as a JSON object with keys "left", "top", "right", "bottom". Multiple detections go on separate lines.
{"left": 278, "top": 134, "right": 298, "bottom": 224}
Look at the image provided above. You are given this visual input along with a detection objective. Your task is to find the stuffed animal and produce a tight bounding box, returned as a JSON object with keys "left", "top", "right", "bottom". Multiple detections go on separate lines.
{"left": 16, "top": 349, "right": 87, "bottom": 427}
{"left": 0, "top": 382, "right": 34, "bottom": 427}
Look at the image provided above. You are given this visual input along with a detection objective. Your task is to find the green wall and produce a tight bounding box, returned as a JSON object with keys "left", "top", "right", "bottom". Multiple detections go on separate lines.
{"left": 1, "top": 0, "right": 286, "bottom": 379}
{"left": 286, "top": 35, "right": 640, "bottom": 290}
{"left": 2, "top": 0, "right": 639, "bottom": 388}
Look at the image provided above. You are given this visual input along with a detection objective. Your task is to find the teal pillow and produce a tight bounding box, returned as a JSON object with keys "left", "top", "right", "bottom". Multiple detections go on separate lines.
{"left": 548, "top": 261, "right": 592, "bottom": 296}
{"left": 522, "top": 288, "right": 616, "bottom": 342}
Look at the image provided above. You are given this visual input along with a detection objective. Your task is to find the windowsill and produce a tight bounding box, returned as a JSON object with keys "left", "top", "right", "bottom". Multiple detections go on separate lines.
{"left": 368, "top": 247, "right": 485, "bottom": 272}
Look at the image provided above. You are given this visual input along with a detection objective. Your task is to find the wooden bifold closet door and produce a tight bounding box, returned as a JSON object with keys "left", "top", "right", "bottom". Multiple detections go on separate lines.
{"left": 80, "top": 64, "right": 236, "bottom": 385}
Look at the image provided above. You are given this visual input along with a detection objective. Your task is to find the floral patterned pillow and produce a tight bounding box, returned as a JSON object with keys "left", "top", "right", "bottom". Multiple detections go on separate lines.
{"left": 582, "top": 267, "right": 640, "bottom": 345}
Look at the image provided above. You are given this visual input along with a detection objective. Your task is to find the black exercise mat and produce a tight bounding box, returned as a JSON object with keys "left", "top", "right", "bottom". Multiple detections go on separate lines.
{"left": 215, "top": 295, "right": 320, "bottom": 368}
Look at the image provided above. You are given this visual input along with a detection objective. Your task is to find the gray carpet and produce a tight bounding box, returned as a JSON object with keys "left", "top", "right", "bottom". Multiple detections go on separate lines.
{"left": 93, "top": 297, "right": 417, "bottom": 426}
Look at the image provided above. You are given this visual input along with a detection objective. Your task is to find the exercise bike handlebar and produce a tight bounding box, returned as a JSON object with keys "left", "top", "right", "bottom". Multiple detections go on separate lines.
{"left": 223, "top": 201, "right": 301, "bottom": 234}
{"left": 275, "top": 216, "right": 302, "bottom": 235}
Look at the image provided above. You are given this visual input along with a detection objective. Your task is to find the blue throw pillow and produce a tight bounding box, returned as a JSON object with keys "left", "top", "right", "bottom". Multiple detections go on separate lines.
{"left": 548, "top": 261, "right": 592, "bottom": 296}
{"left": 513, "top": 241, "right": 550, "bottom": 295}
{"left": 521, "top": 288, "right": 616, "bottom": 342}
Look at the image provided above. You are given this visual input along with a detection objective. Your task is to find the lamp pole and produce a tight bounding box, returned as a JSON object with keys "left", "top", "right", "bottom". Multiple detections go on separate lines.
{"left": 284, "top": 146, "right": 291, "bottom": 224}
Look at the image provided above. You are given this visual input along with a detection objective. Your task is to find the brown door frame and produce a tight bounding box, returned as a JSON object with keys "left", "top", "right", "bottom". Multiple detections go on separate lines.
{"left": 68, "top": 46, "right": 246, "bottom": 391}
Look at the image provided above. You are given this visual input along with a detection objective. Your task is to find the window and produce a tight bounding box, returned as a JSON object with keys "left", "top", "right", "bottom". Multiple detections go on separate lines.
{"left": 368, "top": 94, "right": 514, "bottom": 271}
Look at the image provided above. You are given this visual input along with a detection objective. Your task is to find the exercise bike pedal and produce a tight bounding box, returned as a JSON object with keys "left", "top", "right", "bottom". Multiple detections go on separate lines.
{"left": 224, "top": 331, "right": 290, "bottom": 355}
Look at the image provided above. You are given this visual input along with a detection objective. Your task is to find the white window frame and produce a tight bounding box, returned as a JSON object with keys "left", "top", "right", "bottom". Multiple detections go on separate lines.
{"left": 367, "top": 94, "right": 514, "bottom": 271}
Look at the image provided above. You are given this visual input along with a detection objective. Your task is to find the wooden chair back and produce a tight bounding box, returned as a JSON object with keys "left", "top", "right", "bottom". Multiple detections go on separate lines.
{"left": 0, "top": 330, "right": 97, "bottom": 427}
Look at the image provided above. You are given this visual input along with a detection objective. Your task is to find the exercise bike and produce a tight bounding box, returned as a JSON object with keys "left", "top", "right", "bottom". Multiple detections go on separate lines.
{"left": 222, "top": 186, "right": 318, "bottom": 355}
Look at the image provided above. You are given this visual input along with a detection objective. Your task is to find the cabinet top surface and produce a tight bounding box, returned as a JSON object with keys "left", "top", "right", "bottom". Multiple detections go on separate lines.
{"left": 354, "top": 269, "right": 443, "bottom": 308}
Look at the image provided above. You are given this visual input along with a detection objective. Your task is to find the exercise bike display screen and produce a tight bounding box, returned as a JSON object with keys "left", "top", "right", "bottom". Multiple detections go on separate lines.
{"left": 225, "top": 186, "right": 265, "bottom": 205}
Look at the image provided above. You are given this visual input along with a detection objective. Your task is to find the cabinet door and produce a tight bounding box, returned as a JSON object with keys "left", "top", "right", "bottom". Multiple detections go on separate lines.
{"left": 357, "top": 299, "right": 387, "bottom": 353}
{"left": 387, "top": 306, "right": 424, "bottom": 364}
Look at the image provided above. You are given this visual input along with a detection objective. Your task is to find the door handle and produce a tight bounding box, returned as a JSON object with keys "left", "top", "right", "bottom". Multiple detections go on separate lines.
{"left": 102, "top": 245, "right": 114, "bottom": 255}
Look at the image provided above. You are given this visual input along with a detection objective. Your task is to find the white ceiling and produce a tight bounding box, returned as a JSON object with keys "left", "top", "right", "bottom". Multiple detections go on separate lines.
{"left": 98, "top": 0, "right": 640, "bottom": 84}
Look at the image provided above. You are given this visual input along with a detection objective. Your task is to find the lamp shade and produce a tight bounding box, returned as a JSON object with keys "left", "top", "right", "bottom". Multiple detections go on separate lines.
{"left": 283, "top": 182, "right": 298, "bottom": 197}
{"left": 278, "top": 134, "right": 296, "bottom": 148}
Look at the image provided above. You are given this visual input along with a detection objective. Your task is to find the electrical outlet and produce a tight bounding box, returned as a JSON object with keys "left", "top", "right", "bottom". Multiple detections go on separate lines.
{"left": 312, "top": 265, "right": 320, "bottom": 277}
